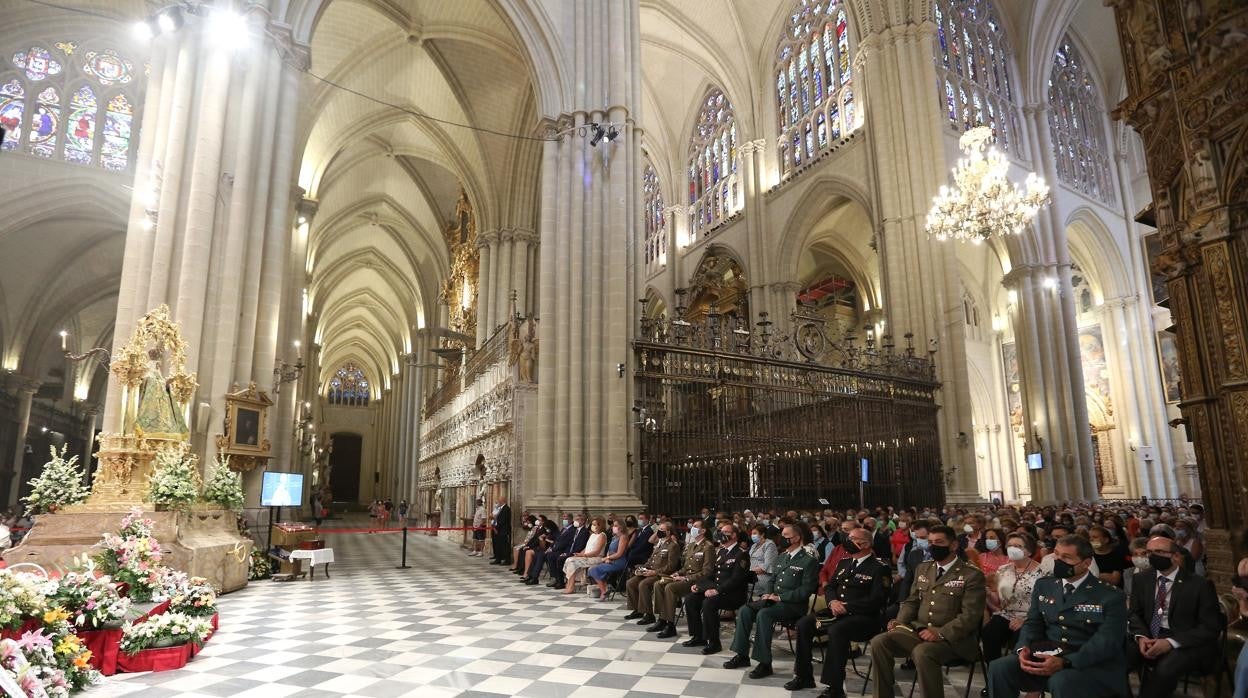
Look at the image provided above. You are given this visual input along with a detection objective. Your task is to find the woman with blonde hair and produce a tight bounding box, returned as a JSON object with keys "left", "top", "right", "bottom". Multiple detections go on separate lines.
{"left": 562, "top": 516, "right": 608, "bottom": 594}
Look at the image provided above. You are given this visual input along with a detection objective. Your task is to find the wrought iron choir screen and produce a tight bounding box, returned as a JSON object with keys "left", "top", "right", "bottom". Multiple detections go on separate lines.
{"left": 634, "top": 300, "right": 944, "bottom": 517}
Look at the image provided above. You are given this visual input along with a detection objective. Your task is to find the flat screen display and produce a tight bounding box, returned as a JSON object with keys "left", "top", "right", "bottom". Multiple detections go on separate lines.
{"left": 1026, "top": 452, "right": 1043, "bottom": 471}
{"left": 860, "top": 458, "right": 869, "bottom": 482}
{"left": 261, "top": 471, "right": 303, "bottom": 507}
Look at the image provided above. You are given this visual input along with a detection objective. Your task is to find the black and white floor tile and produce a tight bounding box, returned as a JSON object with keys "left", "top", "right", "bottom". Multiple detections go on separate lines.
{"left": 84, "top": 519, "right": 1185, "bottom": 698}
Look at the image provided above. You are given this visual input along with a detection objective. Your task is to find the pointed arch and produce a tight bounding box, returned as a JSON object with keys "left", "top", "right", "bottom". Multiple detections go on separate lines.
{"left": 1047, "top": 34, "right": 1115, "bottom": 205}
{"left": 686, "top": 87, "right": 740, "bottom": 242}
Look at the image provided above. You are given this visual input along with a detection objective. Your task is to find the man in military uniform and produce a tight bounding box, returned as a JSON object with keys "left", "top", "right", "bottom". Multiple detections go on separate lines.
{"left": 987, "top": 535, "right": 1128, "bottom": 698}
{"left": 648, "top": 519, "right": 714, "bottom": 638}
{"left": 788, "top": 527, "right": 889, "bottom": 696}
{"left": 682, "top": 521, "right": 750, "bottom": 653}
{"left": 624, "top": 520, "right": 682, "bottom": 626}
{"left": 724, "top": 523, "right": 820, "bottom": 679}
{"left": 868, "top": 525, "right": 985, "bottom": 698}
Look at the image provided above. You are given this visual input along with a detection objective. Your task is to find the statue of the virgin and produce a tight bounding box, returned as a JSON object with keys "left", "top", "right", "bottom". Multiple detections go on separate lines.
{"left": 133, "top": 348, "right": 189, "bottom": 440}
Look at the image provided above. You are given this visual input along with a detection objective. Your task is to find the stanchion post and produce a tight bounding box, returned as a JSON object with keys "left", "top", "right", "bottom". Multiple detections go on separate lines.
{"left": 396, "top": 525, "right": 410, "bottom": 569}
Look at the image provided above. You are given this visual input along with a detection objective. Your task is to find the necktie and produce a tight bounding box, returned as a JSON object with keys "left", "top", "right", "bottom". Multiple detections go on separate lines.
{"left": 935, "top": 566, "right": 945, "bottom": 581}
{"left": 1150, "top": 577, "right": 1168, "bottom": 638}
{"left": 1064, "top": 583, "right": 1075, "bottom": 600}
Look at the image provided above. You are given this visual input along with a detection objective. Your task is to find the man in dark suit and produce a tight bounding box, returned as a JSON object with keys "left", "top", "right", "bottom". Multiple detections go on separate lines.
{"left": 869, "top": 525, "right": 984, "bottom": 698}
{"left": 682, "top": 521, "right": 750, "bottom": 654}
{"left": 1127, "top": 535, "right": 1224, "bottom": 698}
{"left": 490, "top": 496, "right": 512, "bottom": 565}
{"left": 867, "top": 518, "right": 892, "bottom": 561}
{"left": 525, "top": 514, "right": 574, "bottom": 584}
{"left": 789, "top": 527, "right": 889, "bottom": 696}
{"left": 626, "top": 514, "right": 655, "bottom": 566}
{"left": 986, "top": 535, "right": 1128, "bottom": 698}
{"left": 547, "top": 513, "right": 590, "bottom": 587}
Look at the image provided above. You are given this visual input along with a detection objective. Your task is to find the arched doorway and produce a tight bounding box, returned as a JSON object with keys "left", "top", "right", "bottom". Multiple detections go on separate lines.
{"left": 328, "top": 432, "right": 362, "bottom": 503}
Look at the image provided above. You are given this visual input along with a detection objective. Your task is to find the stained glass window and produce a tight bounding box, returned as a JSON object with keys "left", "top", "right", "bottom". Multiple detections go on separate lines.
{"left": 327, "top": 363, "right": 371, "bottom": 406}
{"left": 1047, "top": 36, "right": 1115, "bottom": 205}
{"left": 932, "top": 0, "right": 1022, "bottom": 157}
{"left": 30, "top": 87, "right": 60, "bottom": 158}
{"left": 687, "top": 88, "right": 739, "bottom": 240}
{"left": 82, "top": 50, "right": 133, "bottom": 86}
{"left": 12, "top": 46, "right": 62, "bottom": 81}
{"left": 63, "top": 85, "right": 96, "bottom": 164}
{"left": 2, "top": 40, "right": 141, "bottom": 171}
{"left": 775, "top": 0, "right": 857, "bottom": 181}
{"left": 100, "top": 94, "right": 133, "bottom": 171}
{"left": 643, "top": 162, "right": 667, "bottom": 272}
{"left": 0, "top": 80, "right": 24, "bottom": 151}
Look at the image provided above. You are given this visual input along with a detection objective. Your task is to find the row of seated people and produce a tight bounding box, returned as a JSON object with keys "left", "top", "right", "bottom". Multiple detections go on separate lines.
{"left": 498, "top": 508, "right": 1239, "bottom": 698}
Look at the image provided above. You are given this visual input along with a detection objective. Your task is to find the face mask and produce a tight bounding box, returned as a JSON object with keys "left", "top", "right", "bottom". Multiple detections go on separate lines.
{"left": 1148, "top": 553, "right": 1173, "bottom": 571}
{"left": 899, "top": 521, "right": 908, "bottom": 529}
{"left": 844, "top": 539, "right": 862, "bottom": 553}
{"left": 1131, "top": 556, "right": 1149, "bottom": 571}
{"left": 574, "top": 521, "right": 584, "bottom": 529}
{"left": 1232, "top": 576, "right": 1248, "bottom": 591}
{"left": 656, "top": 530, "right": 667, "bottom": 539}
{"left": 1051, "top": 558, "right": 1081, "bottom": 580}
{"left": 750, "top": 534, "right": 761, "bottom": 544}
{"left": 1006, "top": 546, "right": 1026, "bottom": 561}
{"left": 963, "top": 524, "right": 974, "bottom": 534}
{"left": 800, "top": 516, "right": 809, "bottom": 522}
{"left": 812, "top": 532, "right": 823, "bottom": 542}
{"left": 562, "top": 519, "right": 572, "bottom": 528}
{"left": 689, "top": 526, "right": 701, "bottom": 539}
{"left": 914, "top": 537, "right": 930, "bottom": 550}
{"left": 1176, "top": 529, "right": 1190, "bottom": 539}
{"left": 713, "top": 531, "right": 727, "bottom": 544}
{"left": 928, "top": 544, "right": 951, "bottom": 561}
{"left": 985, "top": 539, "right": 1000, "bottom": 551}
{"left": 638, "top": 519, "right": 649, "bottom": 528}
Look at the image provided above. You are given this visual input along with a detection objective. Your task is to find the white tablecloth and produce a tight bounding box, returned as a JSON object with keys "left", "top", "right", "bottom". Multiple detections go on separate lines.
{"left": 288, "top": 548, "right": 334, "bottom": 566}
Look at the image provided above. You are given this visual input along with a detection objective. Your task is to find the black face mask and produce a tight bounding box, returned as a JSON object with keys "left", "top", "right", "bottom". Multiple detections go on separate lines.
{"left": 928, "top": 544, "right": 951, "bottom": 561}
{"left": 1043, "top": 538, "right": 1057, "bottom": 550}
{"left": 1052, "top": 558, "right": 1081, "bottom": 580}
{"left": 656, "top": 530, "right": 667, "bottom": 539}
{"left": 844, "top": 539, "right": 863, "bottom": 553}
{"left": 713, "top": 531, "right": 727, "bottom": 544}
{"left": 1148, "top": 553, "right": 1174, "bottom": 572}
{"left": 1232, "top": 575, "right": 1248, "bottom": 591}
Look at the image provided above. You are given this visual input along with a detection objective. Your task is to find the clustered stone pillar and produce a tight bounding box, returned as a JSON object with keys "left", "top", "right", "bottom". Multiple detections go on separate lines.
{"left": 1108, "top": 1, "right": 1248, "bottom": 580}
{"left": 528, "top": 0, "right": 644, "bottom": 515}
{"left": 104, "top": 13, "right": 306, "bottom": 473}
{"left": 736, "top": 139, "right": 772, "bottom": 322}
{"left": 3, "top": 378, "right": 41, "bottom": 507}
{"left": 475, "top": 231, "right": 495, "bottom": 348}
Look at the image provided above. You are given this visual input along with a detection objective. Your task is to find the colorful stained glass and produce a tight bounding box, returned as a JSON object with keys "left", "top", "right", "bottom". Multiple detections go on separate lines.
{"left": 30, "top": 87, "right": 60, "bottom": 157}
{"left": 944, "top": 79, "right": 956, "bottom": 121}
{"left": 816, "top": 112, "right": 827, "bottom": 147}
{"left": 805, "top": 121, "right": 814, "bottom": 159}
{"left": 972, "top": 91, "right": 984, "bottom": 126}
{"left": 643, "top": 163, "right": 666, "bottom": 268}
{"left": 100, "top": 93, "right": 133, "bottom": 171}
{"left": 328, "top": 363, "right": 370, "bottom": 406}
{"left": 688, "top": 87, "right": 738, "bottom": 233}
{"left": 82, "top": 50, "right": 134, "bottom": 86}
{"left": 843, "top": 88, "right": 855, "bottom": 130}
{"left": 830, "top": 104, "right": 841, "bottom": 140}
{"left": 55, "top": 41, "right": 77, "bottom": 56}
{"left": 836, "top": 11, "right": 849, "bottom": 84}
{"left": 777, "top": 71, "right": 788, "bottom": 131}
{"left": 793, "top": 132, "right": 802, "bottom": 165}
{"left": 12, "top": 46, "right": 62, "bottom": 81}
{"left": 0, "top": 80, "right": 24, "bottom": 151}
{"left": 64, "top": 85, "right": 96, "bottom": 164}
{"left": 1048, "top": 35, "right": 1113, "bottom": 204}
{"left": 799, "top": 49, "right": 811, "bottom": 114}
{"left": 811, "top": 40, "right": 823, "bottom": 102}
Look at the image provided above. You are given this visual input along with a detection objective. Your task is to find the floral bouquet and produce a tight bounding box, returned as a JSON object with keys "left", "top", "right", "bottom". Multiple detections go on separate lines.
{"left": 248, "top": 549, "right": 271, "bottom": 580}
{"left": 94, "top": 509, "right": 166, "bottom": 603}
{"left": 118, "top": 612, "right": 211, "bottom": 655}
{"left": 147, "top": 448, "right": 199, "bottom": 510}
{"left": 16, "top": 622, "right": 97, "bottom": 695}
{"left": 22, "top": 445, "right": 88, "bottom": 517}
{"left": 201, "top": 454, "right": 244, "bottom": 511}
{"left": 47, "top": 573, "right": 130, "bottom": 630}
{"left": 0, "top": 572, "right": 51, "bottom": 632}
{"left": 0, "top": 638, "right": 47, "bottom": 698}
{"left": 163, "top": 572, "right": 216, "bottom": 618}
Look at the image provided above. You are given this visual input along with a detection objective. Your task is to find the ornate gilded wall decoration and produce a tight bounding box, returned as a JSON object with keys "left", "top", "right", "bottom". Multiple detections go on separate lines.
{"left": 213, "top": 382, "right": 273, "bottom": 472}
{"left": 686, "top": 250, "right": 749, "bottom": 328}
{"left": 439, "top": 191, "right": 479, "bottom": 343}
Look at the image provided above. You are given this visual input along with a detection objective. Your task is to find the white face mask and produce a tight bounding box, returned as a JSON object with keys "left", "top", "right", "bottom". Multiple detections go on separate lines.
{"left": 985, "top": 539, "right": 1000, "bottom": 551}
{"left": 963, "top": 524, "right": 974, "bottom": 534}
{"left": 1131, "top": 556, "right": 1150, "bottom": 571}
{"left": 1006, "top": 546, "right": 1026, "bottom": 561}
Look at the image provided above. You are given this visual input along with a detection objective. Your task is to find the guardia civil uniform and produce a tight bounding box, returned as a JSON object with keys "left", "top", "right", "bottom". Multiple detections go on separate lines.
{"left": 727, "top": 544, "right": 819, "bottom": 670}
{"left": 683, "top": 541, "right": 750, "bottom": 649}
{"left": 986, "top": 572, "right": 1128, "bottom": 697}
{"left": 649, "top": 536, "right": 715, "bottom": 634}
{"left": 868, "top": 556, "right": 985, "bottom": 698}
{"left": 791, "top": 552, "right": 890, "bottom": 693}
{"left": 625, "top": 536, "right": 682, "bottom": 619}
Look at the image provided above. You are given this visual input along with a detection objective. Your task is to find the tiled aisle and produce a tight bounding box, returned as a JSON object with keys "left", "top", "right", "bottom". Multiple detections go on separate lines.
{"left": 81, "top": 525, "right": 1094, "bottom": 698}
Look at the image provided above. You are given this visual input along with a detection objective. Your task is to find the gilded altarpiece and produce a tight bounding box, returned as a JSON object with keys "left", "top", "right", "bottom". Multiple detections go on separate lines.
{"left": 1110, "top": 0, "right": 1248, "bottom": 584}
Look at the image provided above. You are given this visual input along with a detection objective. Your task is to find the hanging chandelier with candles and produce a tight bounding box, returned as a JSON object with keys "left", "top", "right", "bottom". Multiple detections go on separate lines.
{"left": 926, "top": 126, "right": 1051, "bottom": 243}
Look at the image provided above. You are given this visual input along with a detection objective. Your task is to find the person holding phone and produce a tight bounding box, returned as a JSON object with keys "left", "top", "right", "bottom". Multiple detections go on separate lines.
{"left": 986, "top": 535, "right": 1128, "bottom": 698}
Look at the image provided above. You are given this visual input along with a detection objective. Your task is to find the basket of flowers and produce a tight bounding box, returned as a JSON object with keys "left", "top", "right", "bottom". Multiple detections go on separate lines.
{"left": 0, "top": 571, "right": 51, "bottom": 640}
{"left": 93, "top": 509, "right": 165, "bottom": 603}
{"left": 48, "top": 571, "right": 131, "bottom": 676}
{"left": 116, "top": 612, "right": 211, "bottom": 674}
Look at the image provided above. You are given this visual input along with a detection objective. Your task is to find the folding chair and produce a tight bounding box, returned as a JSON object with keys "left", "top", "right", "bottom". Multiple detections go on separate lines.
{"left": 770, "top": 594, "right": 818, "bottom": 656}
{"left": 907, "top": 633, "right": 987, "bottom": 698}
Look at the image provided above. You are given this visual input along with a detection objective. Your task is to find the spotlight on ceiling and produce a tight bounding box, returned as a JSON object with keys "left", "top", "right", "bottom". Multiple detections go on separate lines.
{"left": 132, "top": 20, "right": 155, "bottom": 41}
{"left": 604, "top": 126, "right": 619, "bottom": 143}
{"left": 207, "top": 8, "right": 249, "bottom": 50}
{"left": 156, "top": 8, "right": 182, "bottom": 34}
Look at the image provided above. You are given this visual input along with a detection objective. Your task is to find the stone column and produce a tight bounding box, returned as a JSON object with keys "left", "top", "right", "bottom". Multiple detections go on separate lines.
{"left": 529, "top": 0, "right": 643, "bottom": 515}
{"left": 511, "top": 230, "right": 534, "bottom": 318}
{"left": 737, "top": 139, "right": 769, "bottom": 321}
{"left": 498, "top": 231, "right": 516, "bottom": 326}
{"left": 4, "top": 378, "right": 41, "bottom": 507}
{"left": 662, "top": 205, "right": 686, "bottom": 306}
{"left": 475, "top": 232, "right": 494, "bottom": 348}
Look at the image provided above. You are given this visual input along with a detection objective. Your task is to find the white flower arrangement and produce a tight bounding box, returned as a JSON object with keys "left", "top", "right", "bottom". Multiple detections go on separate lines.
{"left": 118, "top": 612, "right": 211, "bottom": 655}
{"left": 22, "top": 445, "right": 88, "bottom": 517}
{"left": 0, "top": 572, "right": 50, "bottom": 631}
{"left": 201, "top": 454, "right": 244, "bottom": 511}
{"left": 147, "top": 447, "right": 199, "bottom": 510}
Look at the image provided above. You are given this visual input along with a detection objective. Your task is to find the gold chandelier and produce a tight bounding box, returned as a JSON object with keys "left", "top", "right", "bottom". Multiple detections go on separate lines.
{"left": 926, "top": 126, "right": 1050, "bottom": 243}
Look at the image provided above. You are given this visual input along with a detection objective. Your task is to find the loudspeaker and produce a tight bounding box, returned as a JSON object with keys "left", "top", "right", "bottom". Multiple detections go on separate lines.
{"left": 374, "top": 471, "right": 380, "bottom": 483}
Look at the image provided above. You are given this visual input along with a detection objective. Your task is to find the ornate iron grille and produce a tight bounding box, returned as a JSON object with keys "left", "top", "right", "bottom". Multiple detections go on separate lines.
{"left": 635, "top": 299, "right": 944, "bottom": 517}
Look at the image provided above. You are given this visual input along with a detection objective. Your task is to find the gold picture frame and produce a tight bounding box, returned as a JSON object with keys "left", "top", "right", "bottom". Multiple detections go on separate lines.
{"left": 215, "top": 383, "right": 273, "bottom": 471}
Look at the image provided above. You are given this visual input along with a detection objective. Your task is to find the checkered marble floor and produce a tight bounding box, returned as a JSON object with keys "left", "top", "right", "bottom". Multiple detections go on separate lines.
{"left": 82, "top": 522, "right": 1165, "bottom": 698}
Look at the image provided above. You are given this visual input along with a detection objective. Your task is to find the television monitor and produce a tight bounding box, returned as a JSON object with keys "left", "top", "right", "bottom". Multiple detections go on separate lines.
{"left": 1026, "top": 452, "right": 1043, "bottom": 471}
{"left": 261, "top": 471, "right": 304, "bottom": 507}
{"left": 860, "top": 458, "right": 869, "bottom": 483}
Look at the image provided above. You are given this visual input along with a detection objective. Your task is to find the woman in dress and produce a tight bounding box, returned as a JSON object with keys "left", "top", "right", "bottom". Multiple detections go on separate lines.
{"left": 562, "top": 516, "right": 607, "bottom": 594}
{"left": 748, "top": 523, "right": 778, "bottom": 595}
{"left": 588, "top": 518, "right": 635, "bottom": 600}
{"left": 981, "top": 531, "right": 1041, "bottom": 661}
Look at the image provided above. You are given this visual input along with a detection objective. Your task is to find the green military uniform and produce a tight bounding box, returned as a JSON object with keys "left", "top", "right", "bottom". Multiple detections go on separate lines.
{"left": 626, "top": 537, "right": 682, "bottom": 615}
{"left": 729, "top": 545, "right": 819, "bottom": 665}
{"left": 987, "top": 573, "right": 1128, "bottom": 697}
{"left": 869, "top": 557, "right": 985, "bottom": 698}
{"left": 653, "top": 537, "right": 714, "bottom": 623}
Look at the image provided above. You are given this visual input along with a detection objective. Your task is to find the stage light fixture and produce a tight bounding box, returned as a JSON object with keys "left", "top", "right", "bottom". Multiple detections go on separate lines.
{"left": 132, "top": 20, "right": 154, "bottom": 41}
{"left": 208, "top": 9, "right": 250, "bottom": 50}
{"left": 156, "top": 8, "right": 182, "bottom": 34}
{"left": 589, "top": 122, "right": 605, "bottom": 146}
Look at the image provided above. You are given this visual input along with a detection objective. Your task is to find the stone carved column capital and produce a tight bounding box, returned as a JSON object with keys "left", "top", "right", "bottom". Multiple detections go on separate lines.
{"left": 477, "top": 230, "right": 501, "bottom": 247}
{"left": 738, "top": 139, "right": 767, "bottom": 155}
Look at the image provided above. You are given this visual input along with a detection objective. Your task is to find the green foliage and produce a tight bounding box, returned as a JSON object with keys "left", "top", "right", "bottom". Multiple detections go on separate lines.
{"left": 201, "top": 454, "right": 244, "bottom": 510}
{"left": 23, "top": 444, "right": 88, "bottom": 516}
{"left": 147, "top": 447, "right": 199, "bottom": 509}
